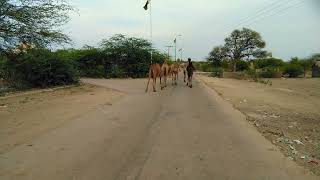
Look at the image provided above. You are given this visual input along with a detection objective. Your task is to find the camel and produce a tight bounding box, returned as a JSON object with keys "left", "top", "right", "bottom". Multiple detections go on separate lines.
{"left": 180, "top": 63, "right": 187, "bottom": 82}
{"left": 170, "top": 63, "right": 180, "bottom": 85}
{"left": 160, "top": 60, "right": 170, "bottom": 90}
{"left": 145, "top": 63, "right": 162, "bottom": 92}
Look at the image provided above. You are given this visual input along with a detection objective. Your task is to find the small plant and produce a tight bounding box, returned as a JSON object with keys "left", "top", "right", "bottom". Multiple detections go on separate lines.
{"left": 210, "top": 67, "right": 223, "bottom": 77}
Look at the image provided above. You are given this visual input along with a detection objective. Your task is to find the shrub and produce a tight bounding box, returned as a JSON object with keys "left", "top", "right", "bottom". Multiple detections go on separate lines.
{"left": 254, "top": 58, "right": 285, "bottom": 69}
{"left": 246, "top": 69, "right": 259, "bottom": 80}
{"left": 107, "top": 65, "right": 126, "bottom": 78}
{"left": 101, "top": 34, "right": 155, "bottom": 78}
{"left": 1, "top": 49, "right": 79, "bottom": 88}
{"left": 210, "top": 67, "right": 223, "bottom": 77}
{"left": 283, "top": 64, "right": 304, "bottom": 78}
{"left": 259, "top": 67, "right": 281, "bottom": 78}
{"left": 75, "top": 49, "right": 105, "bottom": 78}
{"left": 236, "top": 60, "right": 249, "bottom": 71}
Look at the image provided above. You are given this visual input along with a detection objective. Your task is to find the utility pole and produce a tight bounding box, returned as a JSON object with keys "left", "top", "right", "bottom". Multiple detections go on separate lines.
{"left": 165, "top": 45, "right": 173, "bottom": 60}
{"left": 149, "top": 0, "right": 153, "bottom": 63}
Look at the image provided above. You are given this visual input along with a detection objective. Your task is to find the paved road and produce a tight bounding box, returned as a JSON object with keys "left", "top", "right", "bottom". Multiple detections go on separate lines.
{"left": 0, "top": 76, "right": 317, "bottom": 180}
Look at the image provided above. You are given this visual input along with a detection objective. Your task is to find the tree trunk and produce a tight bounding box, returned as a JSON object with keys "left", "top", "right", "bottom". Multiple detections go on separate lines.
{"left": 233, "top": 61, "right": 237, "bottom": 72}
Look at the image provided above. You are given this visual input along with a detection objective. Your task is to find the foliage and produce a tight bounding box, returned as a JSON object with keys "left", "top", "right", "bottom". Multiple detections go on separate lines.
{"left": 310, "top": 53, "right": 320, "bottom": 62}
{"left": 210, "top": 67, "right": 224, "bottom": 77}
{"left": 193, "top": 62, "right": 213, "bottom": 72}
{"left": 259, "top": 67, "right": 281, "bottom": 78}
{"left": 207, "top": 28, "right": 270, "bottom": 72}
{"left": 254, "top": 58, "right": 285, "bottom": 69}
{"left": 285, "top": 57, "right": 312, "bottom": 77}
{"left": 236, "top": 60, "right": 249, "bottom": 71}
{"left": 224, "top": 28, "right": 269, "bottom": 71}
{"left": 0, "top": 49, "right": 79, "bottom": 88}
{"left": 207, "top": 46, "right": 226, "bottom": 67}
{"left": 100, "top": 34, "right": 165, "bottom": 78}
{"left": 283, "top": 63, "right": 304, "bottom": 78}
{"left": 0, "top": 0, "right": 73, "bottom": 51}
{"left": 246, "top": 69, "right": 259, "bottom": 80}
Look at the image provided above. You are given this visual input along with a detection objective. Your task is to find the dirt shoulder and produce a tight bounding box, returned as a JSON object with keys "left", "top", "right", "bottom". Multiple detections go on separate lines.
{"left": 0, "top": 84, "right": 124, "bottom": 154}
{"left": 198, "top": 74, "right": 320, "bottom": 176}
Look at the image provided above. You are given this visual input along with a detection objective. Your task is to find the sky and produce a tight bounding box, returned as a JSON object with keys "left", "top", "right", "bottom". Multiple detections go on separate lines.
{"left": 64, "top": 0, "right": 320, "bottom": 61}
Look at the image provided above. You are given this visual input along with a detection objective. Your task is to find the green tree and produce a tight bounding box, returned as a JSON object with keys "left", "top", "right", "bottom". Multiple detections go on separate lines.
{"left": 283, "top": 57, "right": 304, "bottom": 78}
{"left": 254, "top": 58, "right": 285, "bottom": 69}
{"left": 0, "top": 0, "right": 73, "bottom": 52}
{"left": 224, "top": 28, "right": 269, "bottom": 71}
{"left": 207, "top": 46, "right": 226, "bottom": 68}
{"left": 299, "top": 59, "right": 313, "bottom": 77}
{"left": 100, "top": 34, "right": 163, "bottom": 78}
{"left": 310, "top": 53, "right": 320, "bottom": 61}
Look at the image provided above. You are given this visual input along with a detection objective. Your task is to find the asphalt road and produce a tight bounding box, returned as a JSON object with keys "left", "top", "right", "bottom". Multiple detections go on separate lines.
{"left": 0, "top": 76, "right": 317, "bottom": 180}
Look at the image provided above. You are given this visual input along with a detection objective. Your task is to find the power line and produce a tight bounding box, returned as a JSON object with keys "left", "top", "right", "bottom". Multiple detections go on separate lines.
{"left": 245, "top": 0, "right": 305, "bottom": 27}
{"left": 226, "top": 0, "right": 303, "bottom": 31}
{"left": 230, "top": 0, "right": 290, "bottom": 29}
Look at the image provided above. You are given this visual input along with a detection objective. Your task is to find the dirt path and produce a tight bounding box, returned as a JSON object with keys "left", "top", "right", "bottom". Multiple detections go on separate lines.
{"left": 0, "top": 77, "right": 317, "bottom": 179}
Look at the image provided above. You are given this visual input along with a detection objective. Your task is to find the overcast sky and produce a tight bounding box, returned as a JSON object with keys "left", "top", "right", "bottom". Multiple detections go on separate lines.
{"left": 64, "top": 0, "right": 320, "bottom": 61}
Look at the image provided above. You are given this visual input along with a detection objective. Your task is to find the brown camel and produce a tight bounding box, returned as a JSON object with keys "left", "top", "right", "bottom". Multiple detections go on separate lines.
{"left": 179, "top": 63, "right": 187, "bottom": 82}
{"left": 160, "top": 60, "right": 170, "bottom": 90}
{"left": 145, "top": 63, "right": 162, "bottom": 92}
{"left": 170, "top": 63, "right": 180, "bottom": 85}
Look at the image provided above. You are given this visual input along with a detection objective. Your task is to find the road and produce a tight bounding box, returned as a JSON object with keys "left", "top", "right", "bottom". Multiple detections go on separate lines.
{"left": 0, "top": 76, "right": 317, "bottom": 180}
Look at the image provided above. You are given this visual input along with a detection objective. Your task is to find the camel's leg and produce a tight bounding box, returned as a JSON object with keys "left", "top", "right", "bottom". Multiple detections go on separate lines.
{"left": 145, "top": 69, "right": 152, "bottom": 92}
{"left": 172, "top": 74, "right": 174, "bottom": 85}
{"left": 175, "top": 74, "right": 178, "bottom": 85}
{"left": 153, "top": 77, "right": 156, "bottom": 92}
{"left": 165, "top": 69, "right": 168, "bottom": 87}
{"left": 189, "top": 74, "right": 193, "bottom": 88}
{"left": 145, "top": 77, "right": 150, "bottom": 92}
{"left": 164, "top": 75, "right": 168, "bottom": 87}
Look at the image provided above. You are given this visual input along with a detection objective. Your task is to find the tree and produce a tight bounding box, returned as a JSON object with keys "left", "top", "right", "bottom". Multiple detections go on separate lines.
{"left": 100, "top": 34, "right": 164, "bottom": 78}
{"left": 224, "top": 28, "right": 269, "bottom": 71}
{"left": 207, "top": 46, "right": 226, "bottom": 67}
{"left": 289, "top": 57, "right": 313, "bottom": 77}
{"left": 299, "top": 59, "right": 313, "bottom": 77}
{"left": 0, "top": 0, "right": 73, "bottom": 52}
{"left": 254, "top": 58, "right": 285, "bottom": 69}
{"left": 310, "top": 53, "right": 320, "bottom": 62}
